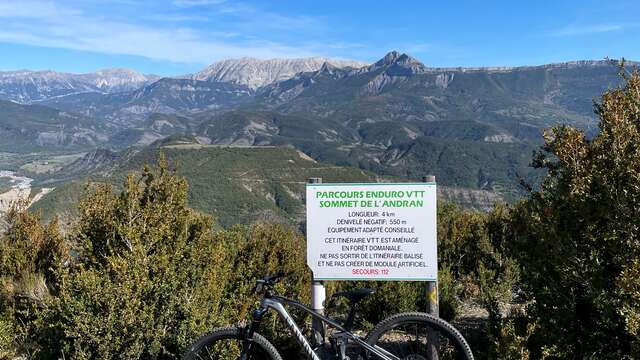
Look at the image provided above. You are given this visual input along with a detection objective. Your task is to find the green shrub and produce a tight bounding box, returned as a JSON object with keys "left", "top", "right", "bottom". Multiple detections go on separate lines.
{"left": 0, "top": 205, "right": 66, "bottom": 358}
{"left": 36, "top": 158, "right": 230, "bottom": 359}
{"left": 618, "top": 260, "right": 640, "bottom": 356}
{"left": 0, "top": 311, "right": 15, "bottom": 358}
{"left": 11, "top": 156, "right": 312, "bottom": 359}
{"left": 220, "top": 223, "right": 311, "bottom": 357}
{"left": 509, "top": 67, "right": 640, "bottom": 358}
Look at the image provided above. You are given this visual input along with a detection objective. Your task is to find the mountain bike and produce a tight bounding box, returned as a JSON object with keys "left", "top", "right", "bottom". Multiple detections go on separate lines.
{"left": 182, "top": 273, "right": 474, "bottom": 360}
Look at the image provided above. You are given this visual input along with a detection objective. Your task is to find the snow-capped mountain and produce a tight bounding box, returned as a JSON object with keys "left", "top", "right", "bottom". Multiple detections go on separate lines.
{"left": 191, "top": 57, "right": 368, "bottom": 89}
{"left": 0, "top": 69, "right": 160, "bottom": 103}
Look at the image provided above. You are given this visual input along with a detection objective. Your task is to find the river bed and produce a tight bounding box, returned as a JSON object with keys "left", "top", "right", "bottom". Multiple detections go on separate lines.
{"left": 0, "top": 170, "right": 53, "bottom": 213}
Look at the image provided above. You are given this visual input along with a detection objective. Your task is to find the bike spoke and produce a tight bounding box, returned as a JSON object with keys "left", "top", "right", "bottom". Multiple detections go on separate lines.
{"left": 370, "top": 321, "right": 466, "bottom": 360}
{"left": 190, "top": 338, "right": 272, "bottom": 360}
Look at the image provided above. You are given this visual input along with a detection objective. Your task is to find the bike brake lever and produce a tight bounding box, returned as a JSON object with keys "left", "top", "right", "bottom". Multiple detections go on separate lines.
{"left": 253, "top": 280, "right": 266, "bottom": 293}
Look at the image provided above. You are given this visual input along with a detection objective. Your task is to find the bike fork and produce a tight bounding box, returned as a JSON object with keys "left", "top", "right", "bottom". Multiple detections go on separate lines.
{"left": 240, "top": 306, "right": 268, "bottom": 360}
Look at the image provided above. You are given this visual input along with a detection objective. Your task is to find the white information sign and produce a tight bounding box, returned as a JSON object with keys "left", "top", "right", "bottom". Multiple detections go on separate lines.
{"left": 306, "top": 182, "right": 437, "bottom": 281}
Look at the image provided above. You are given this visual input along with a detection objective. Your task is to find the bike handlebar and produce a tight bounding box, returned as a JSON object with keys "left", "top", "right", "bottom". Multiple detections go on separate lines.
{"left": 254, "top": 272, "right": 289, "bottom": 294}
{"left": 265, "top": 272, "right": 287, "bottom": 284}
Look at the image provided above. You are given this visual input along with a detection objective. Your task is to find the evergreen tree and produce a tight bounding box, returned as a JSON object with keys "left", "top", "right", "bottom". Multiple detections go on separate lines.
{"left": 511, "top": 67, "right": 640, "bottom": 358}
{"left": 0, "top": 206, "right": 66, "bottom": 358}
{"left": 41, "top": 157, "right": 231, "bottom": 359}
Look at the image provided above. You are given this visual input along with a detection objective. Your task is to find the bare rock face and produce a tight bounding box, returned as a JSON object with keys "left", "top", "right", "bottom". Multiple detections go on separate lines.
{"left": 483, "top": 134, "right": 516, "bottom": 143}
{"left": 78, "top": 69, "right": 160, "bottom": 92}
{"left": 438, "top": 186, "right": 503, "bottom": 212}
{"left": 365, "top": 51, "right": 427, "bottom": 75}
{"left": 61, "top": 148, "right": 121, "bottom": 176}
{"left": 363, "top": 72, "right": 396, "bottom": 95}
{"left": 192, "top": 57, "right": 367, "bottom": 89}
{"left": 435, "top": 73, "right": 455, "bottom": 89}
{"left": 361, "top": 51, "right": 429, "bottom": 95}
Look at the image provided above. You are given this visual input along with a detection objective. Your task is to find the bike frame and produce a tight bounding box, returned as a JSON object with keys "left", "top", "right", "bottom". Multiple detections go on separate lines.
{"left": 242, "top": 294, "right": 401, "bottom": 360}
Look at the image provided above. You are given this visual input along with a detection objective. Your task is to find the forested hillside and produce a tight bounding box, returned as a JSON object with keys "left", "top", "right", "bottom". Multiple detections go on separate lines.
{"left": 31, "top": 137, "right": 502, "bottom": 226}
{"left": 0, "top": 100, "right": 109, "bottom": 152}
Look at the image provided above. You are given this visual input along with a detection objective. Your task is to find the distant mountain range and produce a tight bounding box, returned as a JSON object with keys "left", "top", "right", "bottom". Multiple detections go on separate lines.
{"left": 40, "top": 78, "right": 254, "bottom": 125}
{"left": 0, "top": 68, "right": 160, "bottom": 103}
{"left": 191, "top": 57, "right": 367, "bottom": 89}
{"left": 0, "top": 57, "right": 365, "bottom": 105}
{"left": 0, "top": 52, "right": 635, "bottom": 208}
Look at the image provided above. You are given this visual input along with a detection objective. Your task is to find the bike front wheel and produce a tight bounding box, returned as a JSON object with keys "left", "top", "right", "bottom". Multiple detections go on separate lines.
{"left": 182, "top": 327, "right": 283, "bottom": 360}
{"left": 365, "top": 312, "right": 474, "bottom": 360}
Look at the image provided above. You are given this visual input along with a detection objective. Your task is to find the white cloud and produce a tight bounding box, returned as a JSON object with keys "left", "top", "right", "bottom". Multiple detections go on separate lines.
{"left": 144, "top": 14, "right": 210, "bottom": 22}
{"left": 172, "top": 0, "right": 227, "bottom": 7}
{"left": 0, "top": 0, "right": 344, "bottom": 64}
{"left": 551, "top": 23, "right": 630, "bottom": 37}
{"left": 0, "top": 0, "right": 80, "bottom": 19}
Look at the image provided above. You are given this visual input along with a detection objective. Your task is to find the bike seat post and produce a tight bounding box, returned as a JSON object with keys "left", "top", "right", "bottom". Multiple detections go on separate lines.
{"left": 344, "top": 304, "right": 357, "bottom": 331}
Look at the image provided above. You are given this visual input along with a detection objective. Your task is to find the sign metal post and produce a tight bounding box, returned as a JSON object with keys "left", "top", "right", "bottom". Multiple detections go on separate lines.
{"left": 423, "top": 175, "right": 439, "bottom": 360}
{"left": 308, "top": 177, "right": 326, "bottom": 347}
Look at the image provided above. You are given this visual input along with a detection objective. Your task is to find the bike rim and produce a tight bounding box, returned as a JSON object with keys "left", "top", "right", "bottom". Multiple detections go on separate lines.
{"left": 370, "top": 321, "right": 467, "bottom": 360}
{"left": 189, "top": 337, "right": 272, "bottom": 360}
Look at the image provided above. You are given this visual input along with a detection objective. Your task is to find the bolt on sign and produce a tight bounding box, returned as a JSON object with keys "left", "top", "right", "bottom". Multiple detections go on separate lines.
{"left": 306, "top": 182, "right": 437, "bottom": 281}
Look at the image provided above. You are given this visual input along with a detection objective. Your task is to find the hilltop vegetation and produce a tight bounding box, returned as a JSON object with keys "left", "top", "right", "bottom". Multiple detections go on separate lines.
{"left": 31, "top": 141, "right": 375, "bottom": 226}
{"left": 507, "top": 67, "right": 640, "bottom": 358}
{"left": 120, "top": 142, "right": 375, "bottom": 226}
{"left": 31, "top": 139, "right": 506, "bottom": 226}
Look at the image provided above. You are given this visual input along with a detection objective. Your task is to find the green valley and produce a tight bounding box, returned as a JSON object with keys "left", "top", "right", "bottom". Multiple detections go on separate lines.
{"left": 2, "top": 52, "right": 636, "bottom": 220}
{"left": 31, "top": 138, "right": 502, "bottom": 226}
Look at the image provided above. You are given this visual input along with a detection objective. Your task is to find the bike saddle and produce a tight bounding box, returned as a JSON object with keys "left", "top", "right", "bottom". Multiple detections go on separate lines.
{"left": 332, "top": 288, "right": 375, "bottom": 304}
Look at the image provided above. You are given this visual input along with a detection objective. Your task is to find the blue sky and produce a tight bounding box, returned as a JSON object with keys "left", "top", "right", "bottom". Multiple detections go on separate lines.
{"left": 0, "top": 0, "right": 638, "bottom": 76}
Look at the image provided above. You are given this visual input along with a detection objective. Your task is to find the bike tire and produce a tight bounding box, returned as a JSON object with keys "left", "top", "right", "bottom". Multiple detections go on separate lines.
{"left": 365, "top": 312, "right": 474, "bottom": 360}
{"left": 182, "top": 327, "right": 283, "bottom": 360}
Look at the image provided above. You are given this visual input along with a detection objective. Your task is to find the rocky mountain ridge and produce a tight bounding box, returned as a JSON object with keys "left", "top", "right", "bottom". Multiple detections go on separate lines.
{"left": 0, "top": 68, "right": 160, "bottom": 103}
{"left": 191, "top": 56, "right": 368, "bottom": 89}
{"left": 41, "top": 78, "right": 254, "bottom": 125}
{"left": 426, "top": 59, "right": 638, "bottom": 73}
{"left": 2, "top": 54, "right": 634, "bottom": 106}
